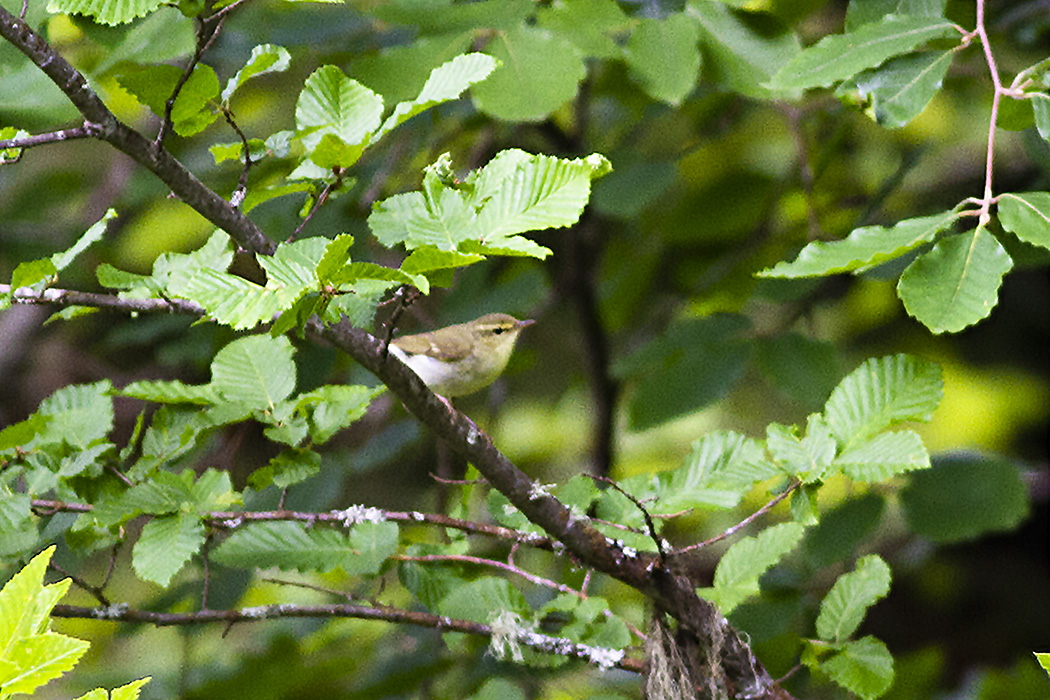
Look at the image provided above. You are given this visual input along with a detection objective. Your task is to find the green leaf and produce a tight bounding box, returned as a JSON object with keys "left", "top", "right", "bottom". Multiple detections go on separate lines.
{"left": 167, "top": 267, "right": 293, "bottom": 330}
{"left": 329, "top": 262, "right": 428, "bottom": 294}
{"left": 296, "top": 384, "right": 385, "bottom": 444}
{"left": 803, "top": 494, "right": 885, "bottom": 569}
{"left": 823, "top": 354, "right": 943, "bottom": 448}
{"left": 470, "top": 151, "right": 610, "bottom": 250}
{"left": 688, "top": 0, "right": 802, "bottom": 100}
{"left": 79, "top": 677, "right": 152, "bottom": 700}
{"left": 117, "top": 64, "right": 220, "bottom": 136}
{"left": 248, "top": 448, "right": 321, "bottom": 490}
{"left": 439, "top": 577, "right": 529, "bottom": 623}
{"left": 833, "top": 430, "right": 930, "bottom": 481}
{"left": 756, "top": 333, "right": 842, "bottom": 410}
{"left": 349, "top": 32, "right": 475, "bottom": 105}
{"left": 401, "top": 246, "right": 485, "bottom": 274}
{"left": 767, "top": 415, "right": 836, "bottom": 483}
{"left": 624, "top": 13, "right": 701, "bottom": 106}
{"left": 897, "top": 226, "right": 1014, "bottom": 334}
{"left": 10, "top": 259, "right": 56, "bottom": 290}
{"left": 536, "top": 0, "right": 629, "bottom": 59}
{"left": 369, "top": 150, "right": 609, "bottom": 259}
{"left": 698, "top": 522, "right": 805, "bottom": 615}
{"left": 821, "top": 636, "right": 894, "bottom": 700}
{"left": 314, "top": 234, "right": 355, "bottom": 284}
{"left": 130, "top": 407, "right": 213, "bottom": 479}
{"left": 615, "top": 315, "right": 753, "bottom": 429}
{"left": 33, "top": 381, "right": 114, "bottom": 450}
{"left": 843, "top": 50, "right": 954, "bottom": 128}
{"left": 1035, "top": 652, "right": 1050, "bottom": 677}
{"left": 117, "top": 380, "right": 220, "bottom": 405}
{"left": 222, "top": 44, "right": 291, "bottom": 103}
{"left": 816, "top": 555, "right": 891, "bottom": 642}
{"left": 997, "top": 191, "right": 1050, "bottom": 251}
{"left": 661, "top": 431, "right": 780, "bottom": 510}
{"left": 899, "top": 453, "right": 1030, "bottom": 543}
{"left": 472, "top": 25, "right": 586, "bottom": 122}
{"left": 120, "top": 470, "right": 197, "bottom": 515}
{"left": 768, "top": 14, "right": 959, "bottom": 90}
{"left": 132, "top": 514, "right": 205, "bottom": 586}
{"left": 47, "top": 0, "right": 164, "bottom": 25}
{"left": 757, "top": 210, "right": 961, "bottom": 278}
{"left": 51, "top": 209, "right": 116, "bottom": 273}
{"left": 2, "top": 632, "right": 91, "bottom": 696}
{"left": 1, "top": 127, "right": 28, "bottom": 163}
{"left": 373, "top": 53, "right": 498, "bottom": 142}
{"left": 210, "top": 335, "right": 296, "bottom": 411}
{"left": 212, "top": 521, "right": 397, "bottom": 575}
{"left": 373, "top": 0, "right": 532, "bottom": 34}
{"left": 0, "top": 547, "right": 71, "bottom": 651}
{"left": 1032, "top": 93, "right": 1050, "bottom": 142}
{"left": 296, "top": 65, "right": 383, "bottom": 168}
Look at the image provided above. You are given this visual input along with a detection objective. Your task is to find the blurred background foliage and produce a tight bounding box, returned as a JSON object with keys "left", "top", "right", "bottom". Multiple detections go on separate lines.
{"left": 1, "top": 0, "right": 1048, "bottom": 697}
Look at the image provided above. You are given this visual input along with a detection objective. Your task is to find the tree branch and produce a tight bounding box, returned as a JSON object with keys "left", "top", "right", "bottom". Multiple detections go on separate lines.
{"left": 0, "top": 125, "right": 94, "bottom": 150}
{"left": 0, "top": 5, "right": 275, "bottom": 256}
{"left": 50, "top": 602, "right": 645, "bottom": 673}
{"left": 2, "top": 284, "right": 205, "bottom": 315}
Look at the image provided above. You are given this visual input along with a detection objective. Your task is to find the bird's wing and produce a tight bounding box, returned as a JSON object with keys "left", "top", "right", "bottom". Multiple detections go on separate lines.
{"left": 392, "top": 329, "right": 472, "bottom": 361}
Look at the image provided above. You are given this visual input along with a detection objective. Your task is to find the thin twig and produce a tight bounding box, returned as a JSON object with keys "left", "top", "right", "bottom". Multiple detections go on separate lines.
{"left": 396, "top": 553, "right": 579, "bottom": 596}
{"left": 670, "top": 481, "right": 801, "bottom": 556}
{"left": 289, "top": 175, "right": 340, "bottom": 243}
{"left": 1, "top": 284, "right": 205, "bottom": 315}
{"left": 50, "top": 602, "right": 645, "bottom": 673}
{"left": 221, "top": 107, "right": 252, "bottom": 207}
{"left": 974, "top": 0, "right": 1001, "bottom": 226}
{"left": 155, "top": 14, "right": 226, "bottom": 151}
{"left": 589, "top": 474, "right": 666, "bottom": 560}
{"left": 48, "top": 561, "right": 111, "bottom": 607}
{"left": 0, "top": 125, "right": 95, "bottom": 152}
{"left": 30, "top": 499, "right": 561, "bottom": 552}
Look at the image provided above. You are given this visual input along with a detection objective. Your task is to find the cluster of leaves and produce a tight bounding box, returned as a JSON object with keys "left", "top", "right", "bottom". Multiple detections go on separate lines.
{"left": 0, "top": 547, "right": 149, "bottom": 699}
{"left": 758, "top": 3, "right": 1050, "bottom": 334}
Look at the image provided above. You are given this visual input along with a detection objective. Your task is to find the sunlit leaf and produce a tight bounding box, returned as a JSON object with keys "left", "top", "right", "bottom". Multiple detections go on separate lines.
{"left": 898, "top": 226, "right": 1013, "bottom": 334}
{"left": 823, "top": 354, "right": 942, "bottom": 447}
{"left": 816, "top": 555, "right": 891, "bottom": 642}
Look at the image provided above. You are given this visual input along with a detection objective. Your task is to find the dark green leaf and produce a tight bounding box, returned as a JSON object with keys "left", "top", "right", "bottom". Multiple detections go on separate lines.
{"left": 900, "top": 453, "right": 1030, "bottom": 542}
{"left": 769, "top": 15, "right": 959, "bottom": 90}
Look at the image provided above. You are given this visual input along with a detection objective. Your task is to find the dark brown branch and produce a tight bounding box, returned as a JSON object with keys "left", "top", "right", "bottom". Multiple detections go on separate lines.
{"left": 0, "top": 5, "right": 275, "bottom": 256}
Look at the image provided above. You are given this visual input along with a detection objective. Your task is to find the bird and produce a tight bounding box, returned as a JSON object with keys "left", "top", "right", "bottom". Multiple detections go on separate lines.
{"left": 388, "top": 313, "right": 534, "bottom": 397}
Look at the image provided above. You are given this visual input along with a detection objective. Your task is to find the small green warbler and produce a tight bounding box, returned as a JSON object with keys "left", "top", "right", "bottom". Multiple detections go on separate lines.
{"left": 388, "top": 313, "right": 534, "bottom": 397}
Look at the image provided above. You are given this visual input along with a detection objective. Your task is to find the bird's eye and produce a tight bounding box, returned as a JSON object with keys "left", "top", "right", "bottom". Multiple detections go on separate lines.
{"left": 492, "top": 327, "right": 506, "bottom": 335}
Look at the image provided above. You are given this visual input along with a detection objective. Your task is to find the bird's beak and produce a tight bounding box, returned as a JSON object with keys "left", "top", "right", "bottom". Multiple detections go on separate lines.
{"left": 519, "top": 319, "right": 536, "bottom": 329}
